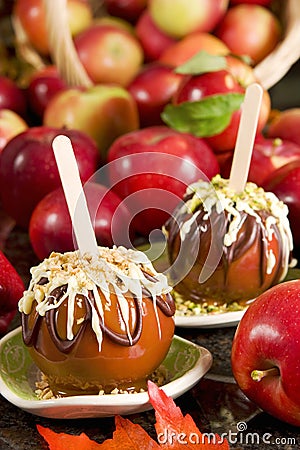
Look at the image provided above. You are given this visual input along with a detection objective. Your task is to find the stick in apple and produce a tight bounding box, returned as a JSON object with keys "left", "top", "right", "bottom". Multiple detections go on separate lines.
{"left": 199, "top": 83, "right": 263, "bottom": 283}
{"left": 52, "top": 134, "right": 98, "bottom": 257}
{"left": 228, "top": 83, "right": 263, "bottom": 193}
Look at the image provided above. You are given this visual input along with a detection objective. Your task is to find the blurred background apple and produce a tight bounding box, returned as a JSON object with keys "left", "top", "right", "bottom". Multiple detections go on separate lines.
{"left": 73, "top": 23, "right": 143, "bottom": 86}
{"left": 29, "top": 182, "right": 134, "bottom": 260}
{"left": 0, "top": 126, "right": 100, "bottom": 228}
{"left": 149, "top": 0, "right": 229, "bottom": 38}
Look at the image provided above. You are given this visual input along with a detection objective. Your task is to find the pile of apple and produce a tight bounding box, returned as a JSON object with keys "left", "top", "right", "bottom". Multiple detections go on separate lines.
{"left": 0, "top": 0, "right": 299, "bottom": 256}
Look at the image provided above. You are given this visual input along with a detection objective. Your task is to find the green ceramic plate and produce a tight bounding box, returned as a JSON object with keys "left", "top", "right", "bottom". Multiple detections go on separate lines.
{"left": 0, "top": 327, "right": 212, "bottom": 419}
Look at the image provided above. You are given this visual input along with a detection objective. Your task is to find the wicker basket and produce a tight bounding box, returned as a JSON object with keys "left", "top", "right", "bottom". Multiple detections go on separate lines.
{"left": 12, "top": 0, "right": 300, "bottom": 90}
{"left": 253, "top": 0, "right": 300, "bottom": 89}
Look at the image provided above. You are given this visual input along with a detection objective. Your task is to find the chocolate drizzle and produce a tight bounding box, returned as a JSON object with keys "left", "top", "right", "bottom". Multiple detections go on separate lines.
{"left": 164, "top": 176, "right": 294, "bottom": 304}
{"left": 21, "top": 272, "right": 175, "bottom": 354}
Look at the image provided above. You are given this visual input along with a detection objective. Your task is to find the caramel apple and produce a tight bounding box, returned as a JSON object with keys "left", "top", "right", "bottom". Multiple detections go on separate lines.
{"left": 164, "top": 175, "right": 295, "bottom": 307}
{"left": 19, "top": 246, "right": 175, "bottom": 396}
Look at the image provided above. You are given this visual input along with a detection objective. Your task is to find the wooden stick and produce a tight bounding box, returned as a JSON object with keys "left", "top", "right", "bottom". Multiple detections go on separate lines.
{"left": 52, "top": 135, "right": 98, "bottom": 257}
{"left": 228, "top": 83, "right": 263, "bottom": 193}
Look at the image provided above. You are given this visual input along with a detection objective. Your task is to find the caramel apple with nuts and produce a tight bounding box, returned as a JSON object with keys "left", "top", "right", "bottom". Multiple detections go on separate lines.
{"left": 164, "top": 175, "right": 295, "bottom": 307}
{"left": 19, "top": 246, "right": 175, "bottom": 396}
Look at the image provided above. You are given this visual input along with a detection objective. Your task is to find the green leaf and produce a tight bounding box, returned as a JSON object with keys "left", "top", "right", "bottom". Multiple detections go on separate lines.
{"left": 161, "top": 92, "right": 244, "bottom": 138}
{"left": 175, "top": 50, "right": 227, "bottom": 75}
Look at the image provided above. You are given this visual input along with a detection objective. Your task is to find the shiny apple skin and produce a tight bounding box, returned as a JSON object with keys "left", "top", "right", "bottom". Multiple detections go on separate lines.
{"left": 128, "top": 63, "right": 184, "bottom": 127}
{"left": 231, "top": 280, "right": 300, "bottom": 427}
{"left": 107, "top": 126, "right": 220, "bottom": 235}
{"left": 0, "top": 127, "right": 100, "bottom": 228}
{"left": 27, "top": 293, "right": 175, "bottom": 395}
{"left": 29, "top": 183, "right": 134, "bottom": 260}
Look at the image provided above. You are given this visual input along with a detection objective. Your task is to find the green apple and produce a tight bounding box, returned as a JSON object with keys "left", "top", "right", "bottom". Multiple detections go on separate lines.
{"left": 43, "top": 85, "right": 139, "bottom": 159}
{"left": 149, "top": 0, "right": 229, "bottom": 38}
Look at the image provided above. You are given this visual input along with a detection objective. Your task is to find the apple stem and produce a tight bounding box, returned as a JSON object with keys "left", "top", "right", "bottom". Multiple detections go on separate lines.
{"left": 251, "top": 367, "right": 280, "bottom": 382}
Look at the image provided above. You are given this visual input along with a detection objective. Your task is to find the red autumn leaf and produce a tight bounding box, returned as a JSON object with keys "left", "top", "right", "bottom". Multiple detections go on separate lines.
{"left": 36, "top": 424, "right": 101, "bottom": 449}
{"left": 147, "top": 380, "right": 230, "bottom": 450}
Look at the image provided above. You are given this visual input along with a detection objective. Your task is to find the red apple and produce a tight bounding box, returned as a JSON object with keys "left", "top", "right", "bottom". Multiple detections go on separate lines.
{"left": 103, "top": 0, "right": 147, "bottom": 23}
{"left": 149, "top": 0, "right": 229, "bottom": 38}
{"left": 43, "top": 85, "right": 139, "bottom": 158}
{"left": 29, "top": 182, "right": 134, "bottom": 260}
{"left": 26, "top": 67, "right": 67, "bottom": 119}
{"left": 0, "top": 76, "right": 27, "bottom": 117}
{"left": 73, "top": 23, "right": 144, "bottom": 87}
{"left": 107, "top": 126, "right": 220, "bottom": 235}
{"left": 0, "top": 127, "right": 100, "bottom": 229}
{"left": 159, "top": 31, "right": 230, "bottom": 68}
{"left": 0, "top": 249, "right": 25, "bottom": 335}
{"left": 263, "top": 160, "right": 300, "bottom": 249}
{"left": 221, "top": 135, "right": 300, "bottom": 186}
{"left": 128, "top": 63, "right": 184, "bottom": 127}
{"left": 231, "top": 279, "right": 300, "bottom": 427}
{"left": 0, "top": 109, "right": 28, "bottom": 153}
{"left": 215, "top": 4, "right": 281, "bottom": 64}
{"left": 13, "top": 0, "right": 93, "bottom": 55}
{"left": 168, "top": 69, "right": 244, "bottom": 152}
{"left": 135, "top": 10, "right": 177, "bottom": 62}
{"left": 167, "top": 69, "right": 268, "bottom": 152}
{"left": 266, "top": 108, "right": 300, "bottom": 147}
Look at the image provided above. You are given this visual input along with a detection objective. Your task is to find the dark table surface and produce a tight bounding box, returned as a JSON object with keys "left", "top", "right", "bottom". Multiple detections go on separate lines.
{"left": 1, "top": 58, "right": 300, "bottom": 450}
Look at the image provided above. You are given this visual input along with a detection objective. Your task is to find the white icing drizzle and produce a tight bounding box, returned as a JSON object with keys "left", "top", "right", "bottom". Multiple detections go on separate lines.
{"left": 18, "top": 246, "right": 172, "bottom": 350}
{"left": 183, "top": 175, "right": 295, "bottom": 279}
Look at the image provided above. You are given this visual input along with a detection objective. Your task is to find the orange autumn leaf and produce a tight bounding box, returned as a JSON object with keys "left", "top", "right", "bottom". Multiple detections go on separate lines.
{"left": 37, "top": 383, "right": 230, "bottom": 450}
{"left": 147, "top": 381, "right": 230, "bottom": 450}
{"left": 37, "top": 416, "right": 160, "bottom": 450}
{"left": 36, "top": 424, "right": 101, "bottom": 450}
{"left": 99, "top": 416, "right": 160, "bottom": 449}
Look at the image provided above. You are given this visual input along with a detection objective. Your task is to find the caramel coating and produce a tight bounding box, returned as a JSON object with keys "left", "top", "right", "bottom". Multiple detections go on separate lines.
{"left": 23, "top": 289, "right": 175, "bottom": 396}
